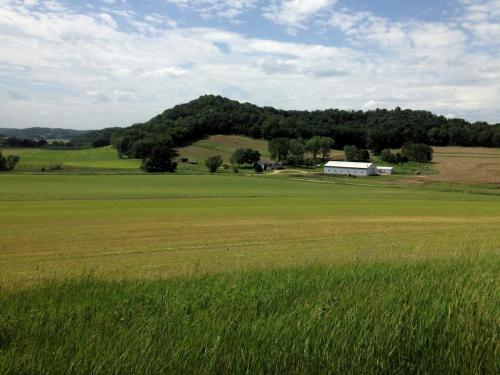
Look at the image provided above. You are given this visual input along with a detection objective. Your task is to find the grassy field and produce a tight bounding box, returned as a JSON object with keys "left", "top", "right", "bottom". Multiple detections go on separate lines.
{"left": 1, "top": 146, "right": 140, "bottom": 172}
{"left": 1, "top": 143, "right": 500, "bottom": 373}
{"left": 2, "top": 174, "right": 500, "bottom": 288}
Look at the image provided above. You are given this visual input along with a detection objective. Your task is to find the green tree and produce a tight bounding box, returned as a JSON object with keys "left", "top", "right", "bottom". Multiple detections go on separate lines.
{"left": 268, "top": 138, "right": 290, "bottom": 162}
{"left": 367, "top": 130, "right": 389, "bottom": 156}
{"left": 344, "top": 145, "right": 370, "bottom": 162}
{"left": 140, "top": 146, "right": 178, "bottom": 173}
{"left": 0, "top": 151, "right": 6, "bottom": 171}
{"left": 230, "top": 148, "right": 261, "bottom": 166}
{"left": 401, "top": 143, "right": 433, "bottom": 163}
{"left": 205, "top": 155, "right": 223, "bottom": 173}
{"left": 288, "top": 139, "right": 305, "bottom": 165}
{"left": 319, "top": 137, "right": 334, "bottom": 160}
{"left": 0, "top": 152, "right": 20, "bottom": 171}
{"left": 305, "top": 136, "right": 321, "bottom": 161}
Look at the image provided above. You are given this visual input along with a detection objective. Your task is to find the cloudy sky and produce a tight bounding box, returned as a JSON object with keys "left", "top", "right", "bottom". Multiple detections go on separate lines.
{"left": 0, "top": 0, "right": 499, "bottom": 129}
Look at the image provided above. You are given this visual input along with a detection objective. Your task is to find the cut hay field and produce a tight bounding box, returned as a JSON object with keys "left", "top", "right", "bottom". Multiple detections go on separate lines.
{"left": 1, "top": 174, "right": 500, "bottom": 287}
{"left": 430, "top": 146, "right": 500, "bottom": 183}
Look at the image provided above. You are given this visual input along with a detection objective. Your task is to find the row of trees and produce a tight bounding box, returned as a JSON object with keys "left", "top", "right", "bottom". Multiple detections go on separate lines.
{"left": 268, "top": 136, "right": 334, "bottom": 165}
{"left": 344, "top": 143, "right": 434, "bottom": 164}
{"left": 0, "top": 137, "right": 48, "bottom": 148}
{"left": 379, "top": 144, "right": 434, "bottom": 163}
{"left": 0, "top": 151, "right": 20, "bottom": 171}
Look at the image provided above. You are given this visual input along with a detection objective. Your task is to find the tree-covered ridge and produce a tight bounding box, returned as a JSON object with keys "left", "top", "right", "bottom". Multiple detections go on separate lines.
{"left": 101, "top": 95, "right": 500, "bottom": 158}
{"left": 0, "top": 127, "right": 84, "bottom": 140}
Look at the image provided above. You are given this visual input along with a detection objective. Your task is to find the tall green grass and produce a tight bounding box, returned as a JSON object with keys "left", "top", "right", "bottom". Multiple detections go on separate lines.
{"left": 1, "top": 259, "right": 498, "bottom": 374}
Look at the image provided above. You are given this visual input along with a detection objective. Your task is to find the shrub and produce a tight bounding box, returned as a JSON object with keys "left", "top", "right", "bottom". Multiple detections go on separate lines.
{"left": 380, "top": 149, "right": 409, "bottom": 164}
{"left": 50, "top": 163, "right": 64, "bottom": 171}
{"left": 205, "top": 155, "right": 223, "bottom": 173}
{"left": 0, "top": 153, "right": 20, "bottom": 171}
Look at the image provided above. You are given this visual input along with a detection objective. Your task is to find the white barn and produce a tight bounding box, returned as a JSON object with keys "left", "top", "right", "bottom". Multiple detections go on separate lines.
{"left": 324, "top": 161, "right": 376, "bottom": 176}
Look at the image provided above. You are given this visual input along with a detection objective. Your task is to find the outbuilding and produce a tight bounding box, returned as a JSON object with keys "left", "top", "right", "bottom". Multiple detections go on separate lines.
{"left": 377, "top": 166, "right": 394, "bottom": 175}
{"left": 324, "top": 161, "right": 377, "bottom": 176}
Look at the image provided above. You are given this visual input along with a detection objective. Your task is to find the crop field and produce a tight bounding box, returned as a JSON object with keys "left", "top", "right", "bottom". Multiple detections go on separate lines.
{"left": 1, "top": 150, "right": 499, "bottom": 373}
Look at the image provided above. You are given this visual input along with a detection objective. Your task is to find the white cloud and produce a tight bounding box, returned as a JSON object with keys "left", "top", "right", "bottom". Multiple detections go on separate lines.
{"left": 460, "top": 0, "right": 500, "bottom": 44}
{"left": 263, "top": 0, "right": 338, "bottom": 32}
{"left": 166, "top": 0, "right": 257, "bottom": 19}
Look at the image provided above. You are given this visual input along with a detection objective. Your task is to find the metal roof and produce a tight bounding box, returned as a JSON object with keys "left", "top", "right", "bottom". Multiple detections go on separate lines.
{"left": 376, "top": 166, "right": 394, "bottom": 170}
{"left": 324, "top": 161, "right": 374, "bottom": 169}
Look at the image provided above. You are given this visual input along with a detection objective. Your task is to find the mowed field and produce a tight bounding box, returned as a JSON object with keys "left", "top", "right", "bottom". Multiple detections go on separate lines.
{"left": 0, "top": 174, "right": 499, "bottom": 373}
{"left": 429, "top": 146, "right": 500, "bottom": 183}
{"left": 1, "top": 174, "right": 500, "bottom": 287}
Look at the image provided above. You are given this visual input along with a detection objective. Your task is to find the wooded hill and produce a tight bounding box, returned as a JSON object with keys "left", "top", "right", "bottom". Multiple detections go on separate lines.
{"left": 0, "top": 127, "right": 84, "bottom": 140}
{"left": 79, "top": 95, "right": 499, "bottom": 157}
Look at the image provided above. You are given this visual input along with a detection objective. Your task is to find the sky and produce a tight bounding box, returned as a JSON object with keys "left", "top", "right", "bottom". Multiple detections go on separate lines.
{"left": 0, "top": 0, "right": 499, "bottom": 129}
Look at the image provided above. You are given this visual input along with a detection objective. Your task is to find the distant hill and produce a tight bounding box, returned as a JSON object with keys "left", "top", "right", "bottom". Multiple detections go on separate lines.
{"left": 0, "top": 127, "right": 85, "bottom": 140}
{"left": 108, "top": 95, "right": 500, "bottom": 158}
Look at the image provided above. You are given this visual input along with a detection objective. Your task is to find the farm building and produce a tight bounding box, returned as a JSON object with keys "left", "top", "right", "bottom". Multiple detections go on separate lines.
{"left": 257, "top": 160, "right": 284, "bottom": 171}
{"left": 377, "top": 166, "right": 394, "bottom": 175}
{"left": 324, "top": 161, "right": 377, "bottom": 176}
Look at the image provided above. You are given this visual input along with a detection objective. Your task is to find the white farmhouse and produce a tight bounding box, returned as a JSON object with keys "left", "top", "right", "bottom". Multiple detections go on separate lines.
{"left": 324, "top": 161, "right": 377, "bottom": 176}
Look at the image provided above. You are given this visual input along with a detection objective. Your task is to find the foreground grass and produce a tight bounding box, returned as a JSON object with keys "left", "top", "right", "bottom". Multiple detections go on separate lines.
{"left": 0, "top": 259, "right": 498, "bottom": 374}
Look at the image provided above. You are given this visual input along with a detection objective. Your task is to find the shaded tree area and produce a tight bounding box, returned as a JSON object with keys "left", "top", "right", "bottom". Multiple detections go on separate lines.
{"left": 0, "top": 151, "right": 20, "bottom": 171}
{"left": 106, "top": 96, "right": 500, "bottom": 158}
{"left": 71, "top": 127, "right": 120, "bottom": 147}
{"left": 401, "top": 143, "right": 434, "bottom": 163}
{"left": 230, "top": 148, "right": 261, "bottom": 166}
{"left": 0, "top": 137, "right": 48, "bottom": 148}
{"left": 140, "top": 144, "right": 178, "bottom": 173}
